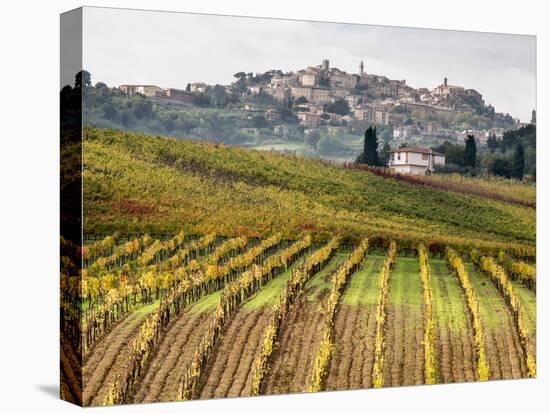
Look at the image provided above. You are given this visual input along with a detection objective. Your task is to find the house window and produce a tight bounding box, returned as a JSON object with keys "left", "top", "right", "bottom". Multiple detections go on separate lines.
{"left": 422, "top": 153, "right": 428, "bottom": 160}
{"left": 397, "top": 153, "right": 401, "bottom": 160}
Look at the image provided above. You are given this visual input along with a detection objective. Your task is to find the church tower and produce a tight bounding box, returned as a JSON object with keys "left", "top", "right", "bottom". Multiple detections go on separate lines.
{"left": 359, "top": 60, "right": 364, "bottom": 75}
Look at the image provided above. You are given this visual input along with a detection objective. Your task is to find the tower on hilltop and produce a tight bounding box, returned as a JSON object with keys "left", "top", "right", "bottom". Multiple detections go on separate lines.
{"left": 322, "top": 59, "right": 330, "bottom": 70}
{"left": 359, "top": 60, "right": 364, "bottom": 75}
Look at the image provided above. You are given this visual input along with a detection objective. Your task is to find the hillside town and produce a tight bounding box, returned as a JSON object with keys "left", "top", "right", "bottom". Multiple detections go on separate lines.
{"left": 117, "top": 59, "right": 524, "bottom": 147}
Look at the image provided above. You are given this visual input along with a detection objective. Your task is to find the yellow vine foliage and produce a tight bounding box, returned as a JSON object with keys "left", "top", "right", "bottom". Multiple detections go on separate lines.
{"left": 372, "top": 241, "right": 397, "bottom": 388}
{"left": 471, "top": 250, "right": 536, "bottom": 378}
{"left": 307, "top": 329, "right": 333, "bottom": 392}
{"left": 250, "top": 237, "right": 341, "bottom": 395}
{"left": 207, "top": 236, "right": 248, "bottom": 266}
{"left": 178, "top": 235, "right": 313, "bottom": 400}
{"left": 418, "top": 243, "right": 437, "bottom": 384}
{"left": 84, "top": 234, "right": 117, "bottom": 263}
{"left": 306, "top": 238, "right": 369, "bottom": 392}
{"left": 99, "top": 233, "right": 287, "bottom": 404}
{"left": 250, "top": 321, "right": 278, "bottom": 395}
{"left": 446, "top": 248, "right": 489, "bottom": 381}
{"left": 498, "top": 250, "right": 536, "bottom": 287}
{"left": 78, "top": 233, "right": 231, "bottom": 347}
{"left": 88, "top": 234, "right": 154, "bottom": 273}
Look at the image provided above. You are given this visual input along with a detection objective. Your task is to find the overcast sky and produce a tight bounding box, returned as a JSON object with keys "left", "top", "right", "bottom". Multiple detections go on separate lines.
{"left": 81, "top": 7, "right": 536, "bottom": 122}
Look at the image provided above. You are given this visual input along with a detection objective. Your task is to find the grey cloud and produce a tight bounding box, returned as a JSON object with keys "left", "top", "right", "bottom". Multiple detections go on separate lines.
{"left": 83, "top": 7, "right": 535, "bottom": 121}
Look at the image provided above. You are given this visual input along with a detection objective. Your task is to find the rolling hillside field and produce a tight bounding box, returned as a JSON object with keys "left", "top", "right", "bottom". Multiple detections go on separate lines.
{"left": 60, "top": 127, "right": 536, "bottom": 406}
{"left": 82, "top": 127, "right": 534, "bottom": 252}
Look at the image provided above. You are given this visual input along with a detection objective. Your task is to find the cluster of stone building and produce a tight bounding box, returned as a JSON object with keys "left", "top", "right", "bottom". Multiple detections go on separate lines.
{"left": 118, "top": 59, "right": 506, "bottom": 147}
{"left": 241, "top": 60, "right": 489, "bottom": 136}
{"left": 119, "top": 84, "right": 196, "bottom": 104}
{"left": 245, "top": 59, "right": 411, "bottom": 127}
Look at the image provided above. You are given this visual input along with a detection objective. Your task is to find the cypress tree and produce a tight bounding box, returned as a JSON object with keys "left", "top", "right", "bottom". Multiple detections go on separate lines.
{"left": 512, "top": 143, "right": 525, "bottom": 180}
{"left": 356, "top": 126, "right": 381, "bottom": 166}
{"left": 364, "top": 126, "right": 380, "bottom": 166}
{"left": 361, "top": 127, "right": 369, "bottom": 163}
{"left": 464, "top": 135, "right": 477, "bottom": 168}
{"left": 487, "top": 133, "right": 498, "bottom": 152}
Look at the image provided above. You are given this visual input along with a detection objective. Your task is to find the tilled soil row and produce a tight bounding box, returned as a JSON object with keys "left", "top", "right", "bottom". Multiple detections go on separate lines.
{"left": 61, "top": 337, "right": 82, "bottom": 405}
{"left": 382, "top": 305, "right": 424, "bottom": 387}
{"left": 466, "top": 264, "right": 527, "bottom": 380}
{"left": 198, "top": 309, "right": 272, "bottom": 399}
{"left": 262, "top": 300, "right": 326, "bottom": 394}
{"left": 261, "top": 255, "right": 344, "bottom": 395}
{"left": 83, "top": 310, "right": 150, "bottom": 405}
{"left": 381, "top": 257, "right": 424, "bottom": 388}
{"left": 325, "top": 304, "right": 377, "bottom": 390}
{"left": 431, "top": 265, "right": 476, "bottom": 383}
{"left": 109, "top": 242, "right": 286, "bottom": 404}
{"left": 130, "top": 311, "right": 211, "bottom": 403}
{"left": 484, "top": 322, "right": 525, "bottom": 380}
{"left": 435, "top": 308, "right": 477, "bottom": 384}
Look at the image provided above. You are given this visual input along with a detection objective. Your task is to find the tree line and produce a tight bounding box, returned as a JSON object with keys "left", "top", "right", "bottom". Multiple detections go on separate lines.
{"left": 355, "top": 124, "right": 534, "bottom": 180}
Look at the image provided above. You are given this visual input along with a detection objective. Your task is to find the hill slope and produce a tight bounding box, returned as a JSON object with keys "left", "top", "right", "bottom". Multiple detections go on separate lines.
{"left": 83, "top": 127, "right": 535, "bottom": 251}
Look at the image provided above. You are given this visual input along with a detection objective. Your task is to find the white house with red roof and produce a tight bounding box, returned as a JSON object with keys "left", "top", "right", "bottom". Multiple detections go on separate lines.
{"left": 388, "top": 146, "right": 445, "bottom": 175}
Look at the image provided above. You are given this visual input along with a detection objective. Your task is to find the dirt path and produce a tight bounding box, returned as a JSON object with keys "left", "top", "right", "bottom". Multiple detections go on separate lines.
{"left": 430, "top": 258, "right": 476, "bottom": 384}
{"left": 262, "top": 253, "right": 347, "bottom": 395}
{"left": 82, "top": 306, "right": 155, "bottom": 405}
{"left": 382, "top": 256, "right": 424, "bottom": 387}
{"left": 466, "top": 263, "right": 526, "bottom": 380}
{"left": 130, "top": 294, "right": 219, "bottom": 403}
{"left": 325, "top": 255, "right": 383, "bottom": 390}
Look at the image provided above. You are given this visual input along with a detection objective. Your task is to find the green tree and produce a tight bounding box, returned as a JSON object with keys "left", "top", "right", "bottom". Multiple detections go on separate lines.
{"left": 294, "top": 96, "right": 309, "bottom": 105}
{"left": 194, "top": 93, "right": 212, "bottom": 107}
{"left": 487, "top": 133, "right": 498, "bottom": 152}
{"left": 251, "top": 114, "right": 268, "bottom": 128}
{"left": 433, "top": 141, "right": 465, "bottom": 166}
{"left": 102, "top": 102, "right": 117, "bottom": 120}
{"left": 132, "top": 97, "right": 153, "bottom": 119}
{"left": 233, "top": 78, "right": 248, "bottom": 94}
{"left": 490, "top": 158, "right": 512, "bottom": 178}
{"left": 304, "top": 130, "right": 321, "bottom": 147}
{"left": 325, "top": 99, "right": 350, "bottom": 116}
{"left": 356, "top": 126, "right": 380, "bottom": 166}
{"left": 75, "top": 70, "right": 91, "bottom": 89}
{"left": 379, "top": 142, "right": 391, "bottom": 166}
{"left": 464, "top": 135, "right": 477, "bottom": 168}
{"left": 512, "top": 143, "right": 525, "bottom": 180}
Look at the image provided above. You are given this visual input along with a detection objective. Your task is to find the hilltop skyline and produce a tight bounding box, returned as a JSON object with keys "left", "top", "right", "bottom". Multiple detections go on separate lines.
{"left": 81, "top": 7, "right": 535, "bottom": 122}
